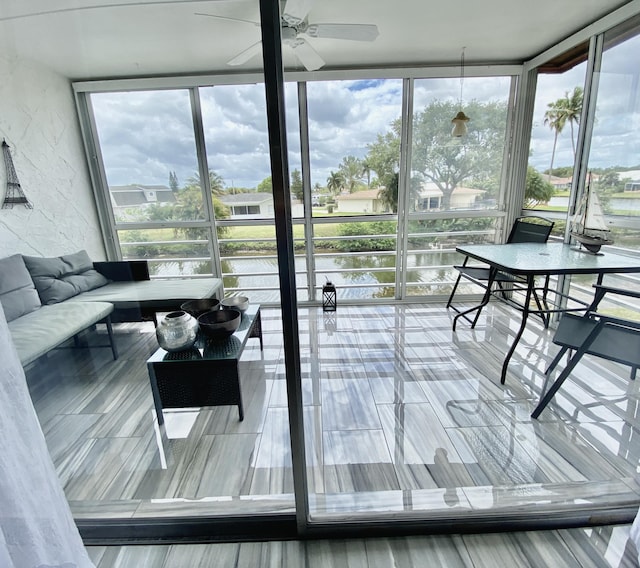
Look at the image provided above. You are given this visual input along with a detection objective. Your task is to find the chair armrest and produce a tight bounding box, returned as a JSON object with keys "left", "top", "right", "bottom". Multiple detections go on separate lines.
{"left": 93, "top": 261, "right": 150, "bottom": 281}
{"left": 588, "top": 284, "right": 640, "bottom": 313}
{"left": 592, "top": 284, "right": 640, "bottom": 301}
{"left": 597, "top": 313, "right": 640, "bottom": 332}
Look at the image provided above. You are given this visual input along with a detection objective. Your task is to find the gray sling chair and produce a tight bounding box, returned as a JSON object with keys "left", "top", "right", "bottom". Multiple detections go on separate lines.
{"left": 446, "top": 216, "right": 555, "bottom": 328}
{"left": 531, "top": 284, "right": 640, "bottom": 419}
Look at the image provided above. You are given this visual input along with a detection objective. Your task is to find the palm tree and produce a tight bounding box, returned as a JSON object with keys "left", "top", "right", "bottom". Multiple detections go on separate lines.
{"left": 361, "top": 160, "right": 372, "bottom": 187}
{"left": 543, "top": 87, "right": 583, "bottom": 182}
{"left": 185, "top": 170, "right": 225, "bottom": 196}
{"left": 338, "top": 155, "right": 363, "bottom": 193}
{"left": 560, "top": 86, "right": 583, "bottom": 157}
{"left": 543, "top": 107, "right": 566, "bottom": 183}
{"left": 326, "top": 171, "right": 345, "bottom": 196}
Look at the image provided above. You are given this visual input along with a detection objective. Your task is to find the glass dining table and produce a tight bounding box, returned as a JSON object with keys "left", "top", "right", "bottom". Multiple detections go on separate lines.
{"left": 451, "top": 242, "right": 640, "bottom": 384}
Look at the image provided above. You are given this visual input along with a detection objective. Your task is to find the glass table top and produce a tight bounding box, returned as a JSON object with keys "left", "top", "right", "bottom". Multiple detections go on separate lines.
{"left": 147, "top": 304, "right": 260, "bottom": 363}
{"left": 457, "top": 242, "right": 640, "bottom": 275}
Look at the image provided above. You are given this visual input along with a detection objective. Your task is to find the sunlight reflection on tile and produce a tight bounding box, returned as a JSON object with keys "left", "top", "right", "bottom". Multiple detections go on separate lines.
{"left": 323, "top": 430, "right": 392, "bottom": 465}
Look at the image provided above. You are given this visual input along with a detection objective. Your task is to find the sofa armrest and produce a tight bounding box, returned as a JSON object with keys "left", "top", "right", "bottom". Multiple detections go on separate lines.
{"left": 93, "top": 261, "right": 150, "bottom": 282}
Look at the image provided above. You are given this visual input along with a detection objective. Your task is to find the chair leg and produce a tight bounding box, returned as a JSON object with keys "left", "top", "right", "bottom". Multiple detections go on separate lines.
{"left": 447, "top": 257, "right": 469, "bottom": 310}
{"left": 545, "top": 346, "right": 569, "bottom": 375}
{"left": 532, "top": 352, "right": 585, "bottom": 419}
{"left": 532, "top": 323, "right": 603, "bottom": 418}
{"left": 446, "top": 271, "right": 464, "bottom": 309}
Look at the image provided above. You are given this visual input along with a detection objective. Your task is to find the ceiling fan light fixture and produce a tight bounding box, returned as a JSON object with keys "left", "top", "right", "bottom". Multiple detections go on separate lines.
{"left": 451, "top": 46, "right": 470, "bottom": 137}
{"left": 451, "top": 111, "right": 469, "bottom": 137}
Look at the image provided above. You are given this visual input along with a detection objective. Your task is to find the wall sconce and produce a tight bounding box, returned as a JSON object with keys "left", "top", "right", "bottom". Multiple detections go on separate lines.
{"left": 451, "top": 47, "right": 470, "bottom": 137}
{"left": 322, "top": 280, "right": 337, "bottom": 312}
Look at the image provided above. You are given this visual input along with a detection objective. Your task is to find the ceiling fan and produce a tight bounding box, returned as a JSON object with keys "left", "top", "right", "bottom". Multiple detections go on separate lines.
{"left": 195, "top": 0, "right": 379, "bottom": 71}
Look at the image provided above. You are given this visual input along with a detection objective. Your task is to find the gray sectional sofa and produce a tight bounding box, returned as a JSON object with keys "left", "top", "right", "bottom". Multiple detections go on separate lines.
{"left": 0, "top": 250, "right": 223, "bottom": 367}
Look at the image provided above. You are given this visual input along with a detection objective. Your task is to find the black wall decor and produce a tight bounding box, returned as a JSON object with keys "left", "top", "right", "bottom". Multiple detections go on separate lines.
{"left": 2, "top": 139, "right": 32, "bottom": 209}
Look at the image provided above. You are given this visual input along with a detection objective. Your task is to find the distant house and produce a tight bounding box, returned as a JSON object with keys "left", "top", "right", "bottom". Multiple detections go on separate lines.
{"left": 547, "top": 175, "right": 572, "bottom": 190}
{"left": 219, "top": 192, "right": 274, "bottom": 218}
{"left": 416, "top": 183, "right": 486, "bottom": 211}
{"left": 335, "top": 189, "right": 388, "bottom": 213}
{"left": 109, "top": 184, "right": 176, "bottom": 218}
{"left": 620, "top": 170, "right": 640, "bottom": 192}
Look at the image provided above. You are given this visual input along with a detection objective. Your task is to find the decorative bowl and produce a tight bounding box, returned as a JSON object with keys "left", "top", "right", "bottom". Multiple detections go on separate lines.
{"left": 197, "top": 308, "right": 241, "bottom": 338}
{"left": 180, "top": 298, "right": 220, "bottom": 318}
{"left": 221, "top": 295, "right": 250, "bottom": 313}
{"left": 156, "top": 310, "right": 199, "bottom": 352}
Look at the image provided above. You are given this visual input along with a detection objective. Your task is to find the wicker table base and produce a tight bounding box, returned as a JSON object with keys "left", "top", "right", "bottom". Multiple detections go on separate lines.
{"left": 147, "top": 305, "right": 262, "bottom": 423}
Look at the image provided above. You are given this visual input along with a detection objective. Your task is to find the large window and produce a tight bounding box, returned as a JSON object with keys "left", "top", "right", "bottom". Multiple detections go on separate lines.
{"left": 306, "top": 79, "right": 403, "bottom": 218}
{"left": 406, "top": 77, "right": 512, "bottom": 298}
{"left": 200, "top": 83, "right": 302, "bottom": 303}
{"left": 587, "top": 29, "right": 640, "bottom": 224}
{"left": 527, "top": 61, "right": 587, "bottom": 214}
{"left": 410, "top": 77, "right": 511, "bottom": 214}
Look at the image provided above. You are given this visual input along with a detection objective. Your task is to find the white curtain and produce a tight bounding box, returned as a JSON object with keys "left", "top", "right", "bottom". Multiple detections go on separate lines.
{"left": 0, "top": 305, "right": 94, "bottom": 568}
{"left": 631, "top": 508, "right": 640, "bottom": 563}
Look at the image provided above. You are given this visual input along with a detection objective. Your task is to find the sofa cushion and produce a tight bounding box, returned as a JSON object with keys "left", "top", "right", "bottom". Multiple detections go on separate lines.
{"left": 23, "top": 250, "right": 109, "bottom": 305}
{"left": 0, "top": 254, "right": 41, "bottom": 322}
{"left": 8, "top": 301, "right": 114, "bottom": 366}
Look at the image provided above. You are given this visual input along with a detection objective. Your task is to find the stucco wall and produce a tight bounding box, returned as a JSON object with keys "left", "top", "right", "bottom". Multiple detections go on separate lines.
{"left": 0, "top": 52, "right": 105, "bottom": 260}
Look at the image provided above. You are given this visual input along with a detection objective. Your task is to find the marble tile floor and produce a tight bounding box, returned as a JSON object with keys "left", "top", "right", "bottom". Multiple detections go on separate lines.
{"left": 87, "top": 524, "right": 639, "bottom": 567}
{"left": 24, "top": 303, "right": 640, "bottom": 521}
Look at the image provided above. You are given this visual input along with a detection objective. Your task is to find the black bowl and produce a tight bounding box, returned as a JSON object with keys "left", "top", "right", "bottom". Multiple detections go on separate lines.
{"left": 181, "top": 298, "right": 220, "bottom": 318}
{"left": 197, "top": 308, "right": 241, "bottom": 338}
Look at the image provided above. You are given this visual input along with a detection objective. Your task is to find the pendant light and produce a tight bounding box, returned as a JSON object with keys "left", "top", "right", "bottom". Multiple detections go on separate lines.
{"left": 451, "top": 47, "right": 470, "bottom": 137}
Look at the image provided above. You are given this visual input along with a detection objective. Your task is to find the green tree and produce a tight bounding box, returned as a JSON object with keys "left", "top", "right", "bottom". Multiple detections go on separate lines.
{"left": 366, "top": 126, "right": 401, "bottom": 187}
{"left": 411, "top": 99, "right": 508, "bottom": 210}
{"left": 327, "top": 171, "right": 345, "bottom": 196}
{"left": 597, "top": 169, "right": 623, "bottom": 193}
{"left": 525, "top": 166, "right": 554, "bottom": 207}
{"left": 361, "top": 160, "right": 372, "bottom": 187}
{"left": 338, "top": 155, "right": 364, "bottom": 193}
{"left": 148, "top": 172, "right": 230, "bottom": 240}
{"left": 543, "top": 87, "right": 583, "bottom": 181}
{"left": 257, "top": 176, "right": 273, "bottom": 193}
{"left": 169, "top": 171, "right": 179, "bottom": 191}
{"left": 336, "top": 221, "right": 396, "bottom": 251}
{"left": 367, "top": 100, "right": 506, "bottom": 212}
{"left": 290, "top": 168, "right": 304, "bottom": 201}
{"left": 185, "top": 170, "right": 225, "bottom": 195}
{"left": 365, "top": 126, "right": 402, "bottom": 210}
{"left": 378, "top": 173, "right": 399, "bottom": 213}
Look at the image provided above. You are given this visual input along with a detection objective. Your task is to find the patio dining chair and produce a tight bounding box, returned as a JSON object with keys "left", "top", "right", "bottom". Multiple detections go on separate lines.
{"left": 446, "top": 216, "right": 554, "bottom": 327}
{"left": 531, "top": 284, "right": 640, "bottom": 418}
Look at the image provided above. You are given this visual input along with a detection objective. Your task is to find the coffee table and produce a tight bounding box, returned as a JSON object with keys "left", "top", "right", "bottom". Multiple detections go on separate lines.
{"left": 147, "top": 304, "right": 262, "bottom": 423}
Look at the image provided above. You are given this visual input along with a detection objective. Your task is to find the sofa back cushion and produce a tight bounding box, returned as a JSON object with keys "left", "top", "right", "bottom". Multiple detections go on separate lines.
{"left": 23, "top": 250, "right": 109, "bottom": 305}
{"left": 0, "top": 254, "right": 42, "bottom": 321}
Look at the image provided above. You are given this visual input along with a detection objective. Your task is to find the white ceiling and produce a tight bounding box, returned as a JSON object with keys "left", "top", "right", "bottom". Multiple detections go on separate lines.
{"left": 0, "top": 0, "right": 633, "bottom": 80}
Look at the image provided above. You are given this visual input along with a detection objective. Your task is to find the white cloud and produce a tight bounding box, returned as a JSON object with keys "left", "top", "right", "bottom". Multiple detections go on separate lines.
{"left": 91, "top": 39, "right": 640, "bottom": 192}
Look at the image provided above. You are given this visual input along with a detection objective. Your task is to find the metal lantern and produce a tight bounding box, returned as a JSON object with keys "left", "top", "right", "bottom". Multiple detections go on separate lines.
{"left": 322, "top": 281, "right": 337, "bottom": 312}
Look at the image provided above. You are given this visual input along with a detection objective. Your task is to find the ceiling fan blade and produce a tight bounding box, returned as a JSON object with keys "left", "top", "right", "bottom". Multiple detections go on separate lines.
{"left": 305, "top": 23, "right": 379, "bottom": 41}
{"left": 194, "top": 12, "right": 260, "bottom": 27}
{"left": 227, "top": 41, "right": 263, "bottom": 66}
{"left": 290, "top": 38, "right": 324, "bottom": 71}
{"left": 282, "top": 0, "right": 313, "bottom": 26}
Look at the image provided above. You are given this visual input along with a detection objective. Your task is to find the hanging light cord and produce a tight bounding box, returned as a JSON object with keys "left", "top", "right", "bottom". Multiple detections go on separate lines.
{"left": 459, "top": 47, "right": 466, "bottom": 109}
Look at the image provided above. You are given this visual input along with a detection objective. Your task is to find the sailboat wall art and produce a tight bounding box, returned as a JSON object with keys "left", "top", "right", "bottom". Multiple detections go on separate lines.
{"left": 570, "top": 173, "right": 614, "bottom": 254}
